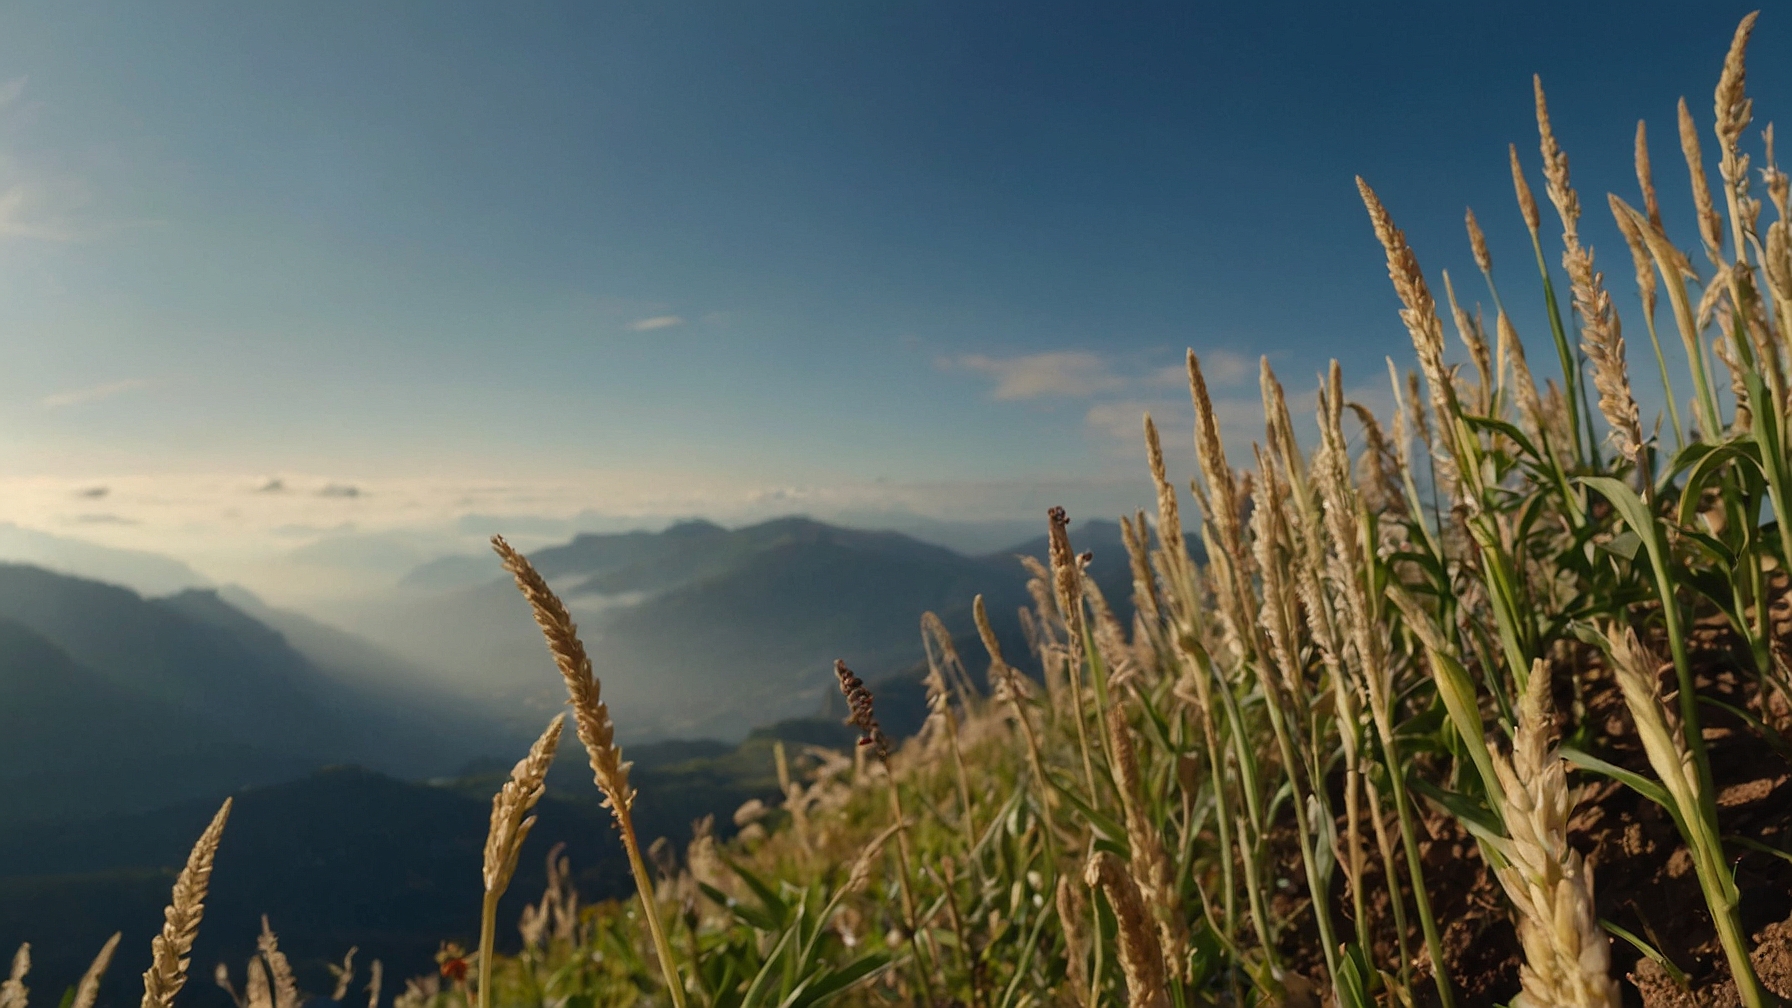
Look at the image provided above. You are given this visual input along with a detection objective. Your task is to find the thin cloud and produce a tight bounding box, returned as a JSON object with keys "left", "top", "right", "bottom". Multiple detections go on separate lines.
{"left": 952, "top": 351, "right": 1125, "bottom": 401}
{"left": 1149, "top": 349, "right": 1255, "bottom": 388}
{"left": 628, "top": 315, "right": 685, "bottom": 332}
{"left": 41, "top": 378, "right": 150, "bottom": 409}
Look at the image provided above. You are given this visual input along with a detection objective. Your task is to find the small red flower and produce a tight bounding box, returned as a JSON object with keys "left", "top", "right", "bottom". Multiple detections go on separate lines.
{"left": 439, "top": 958, "right": 469, "bottom": 983}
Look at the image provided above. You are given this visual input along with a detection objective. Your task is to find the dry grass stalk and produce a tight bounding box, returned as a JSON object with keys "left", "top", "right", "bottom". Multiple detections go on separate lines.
{"left": 485, "top": 717, "right": 563, "bottom": 896}
{"left": 1084, "top": 852, "right": 1169, "bottom": 1008}
{"left": 1571, "top": 245, "right": 1643, "bottom": 462}
{"left": 1613, "top": 195, "right": 1660, "bottom": 320}
{"left": 1443, "top": 271, "right": 1494, "bottom": 413}
{"left": 1680, "top": 97, "right": 1727, "bottom": 267}
{"left": 1358, "top": 178, "right": 1467, "bottom": 502}
{"left": 1467, "top": 207, "right": 1492, "bottom": 275}
{"left": 1511, "top": 143, "right": 1543, "bottom": 239}
{"left": 1119, "top": 512, "right": 1163, "bottom": 631}
{"left": 1104, "top": 705, "right": 1189, "bottom": 981}
{"left": 1499, "top": 310, "right": 1547, "bottom": 440}
{"left": 920, "top": 613, "right": 978, "bottom": 841}
{"left": 479, "top": 716, "right": 563, "bottom": 1008}
{"left": 1187, "top": 351, "right": 1256, "bottom": 661}
{"left": 1492, "top": 662, "right": 1620, "bottom": 1008}
{"left": 1533, "top": 77, "right": 1644, "bottom": 461}
{"left": 141, "top": 797, "right": 231, "bottom": 1008}
{"left": 1056, "top": 874, "right": 1091, "bottom": 1008}
{"left": 328, "top": 949, "right": 356, "bottom": 1002}
{"left": 1534, "top": 77, "right": 1580, "bottom": 236}
{"left": 71, "top": 933, "right": 120, "bottom": 1008}
{"left": 835, "top": 660, "right": 937, "bottom": 1005}
{"left": 975, "top": 594, "right": 1060, "bottom": 867}
{"left": 1046, "top": 507, "right": 1104, "bottom": 800}
{"left": 1142, "top": 414, "right": 1199, "bottom": 617}
{"left": 1637, "top": 120, "right": 1664, "bottom": 231}
{"left": 491, "top": 535, "right": 687, "bottom": 1008}
{"left": 1, "top": 944, "right": 26, "bottom": 1008}
{"left": 256, "top": 919, "right": 297, "bottom": 1008}
{"left": 1714, "top": 12, "right": 1761, "bottom": 253}
{"left": 366, "top": 961, "right": 383, "bottom": 1008}
{"left": 245, "top": 959, "right": 270, "bottom": 1008}
{"left": 491, "top": 536, "right": 632, "bottom": 814}
{"left": 1605, "top": 627, "right": 1701, "bottom": 819}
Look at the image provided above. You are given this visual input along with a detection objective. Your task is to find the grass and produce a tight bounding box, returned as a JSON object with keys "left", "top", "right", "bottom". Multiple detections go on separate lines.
{"left": 11, "top": 10, "right": 1792, "bottom": 1008}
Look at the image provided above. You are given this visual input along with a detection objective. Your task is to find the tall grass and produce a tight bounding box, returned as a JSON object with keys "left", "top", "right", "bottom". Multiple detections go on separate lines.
{"left": 13, "top": 11, "right": 1792, "bottom": 1008}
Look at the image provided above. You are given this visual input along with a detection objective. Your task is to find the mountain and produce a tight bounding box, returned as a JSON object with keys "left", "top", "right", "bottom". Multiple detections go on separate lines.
{"left": 0, "top": 564, "right": 519, "bottom": 820}
{"left": 0, "top": 523, "right": 211, "bottom": 596}
{"left": 339, "top": 515, "right": 1165, "bottom": 741}
{"left": 0, "top": 615, "right": 310, "bottom": 822}
{"left": 0, "top": 726, "right": 818, "bottom": 1008}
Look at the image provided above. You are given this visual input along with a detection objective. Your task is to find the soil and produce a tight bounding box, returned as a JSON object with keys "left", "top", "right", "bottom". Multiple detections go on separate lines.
{"left": 1271, "top": 608, "right": 1792, "bottom": 1008}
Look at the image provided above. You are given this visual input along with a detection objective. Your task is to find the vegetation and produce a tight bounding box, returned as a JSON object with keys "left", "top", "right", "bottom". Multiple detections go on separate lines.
{"left": 14, "top": 11, "right": 1792, "bottom": 1008}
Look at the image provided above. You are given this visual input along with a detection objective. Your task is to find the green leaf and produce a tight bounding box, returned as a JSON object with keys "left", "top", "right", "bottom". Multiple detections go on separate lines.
{"left": 1045, "top": 772, "right": 1126, "bottom": 845}
{"left": 1602, "top": 919, "right": 1688, "bottom": 988}
{"left": 724, "top": 856, "right": 791, "bottom": 929}
{"left": 739, "top": 927, "right": 799, "bottom": 1008}
{"left": 1408, "top": 775, "right": 1507, "bottom": 846}
{"left": 1560, "top": 746, "right": 1677, "bottom": 816}
{"left": 788, "top": 953, "right": 891, "bottom": 1008}
{"left": 1597, "top": 529, "right": 1643, "bottom": 560}
{"left": 701, "top": 881, "right": 780, "bottom": 932}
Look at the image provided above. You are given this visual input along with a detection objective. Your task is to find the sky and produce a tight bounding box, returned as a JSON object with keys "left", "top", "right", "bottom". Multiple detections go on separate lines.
{"left": 0, "top": 1, "right": 1782, "bottom": 598}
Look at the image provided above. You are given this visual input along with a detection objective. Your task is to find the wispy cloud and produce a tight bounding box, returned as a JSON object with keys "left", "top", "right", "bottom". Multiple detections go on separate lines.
{"left": 950, "top": 351, "right": 1125, "bottom": 400}
{"left": 628, "top": 315, "right": 684, "bottom": 332}
{"left": 1148, "top": 348, "right": 1254, "bottom": 388}
{"left": 41, "top": 378, "right": 150, "bottom": 409}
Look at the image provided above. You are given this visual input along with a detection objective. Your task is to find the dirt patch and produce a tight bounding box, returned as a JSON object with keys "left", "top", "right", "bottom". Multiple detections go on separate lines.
{"left": 1269, "top": 614, "right": 1792, "bottom": 1007}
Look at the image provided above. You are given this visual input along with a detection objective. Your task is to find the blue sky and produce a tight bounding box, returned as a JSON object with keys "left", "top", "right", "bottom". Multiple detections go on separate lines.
{"left": 0, "top": 1, "right": 1781, "bottom": 589}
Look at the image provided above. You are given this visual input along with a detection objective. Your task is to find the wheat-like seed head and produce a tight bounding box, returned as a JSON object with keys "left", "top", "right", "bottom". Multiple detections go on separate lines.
{"left": 1634, "top": 120, "right": 1664, "bottom": 232}
{"left": 366, "top": 961, "right": 383, "bottom": 1008}
{"left": 255, "top": 919, "right": 297, "bottom": 1008}
{"left": 244, "top": 959, "right": 270, "bottom": 1008}
{"left": 1443, "top": 270, "right": 1494, "bottom": 411}
{"left": 1045, "top": 506, "right": 1087, "bottom": 650}
{"left": 1103, "top": 706, "right": 1187, "bottom": 981}
{"left": 70, "top": 934, "right": 120, "bottom": 1008}
{"left": 1679, "top": 97, "right": 1727, "bottom": 266}
{"left": 1466, "top": 207, "right": 1492, "bottom": 274}
{"left": 1494, "top": 662, "right": 1621, "bottom": 1008}
{"left": 492, "top": 535, "right": 634, "bottom": 814}
{"left": 1141, "top": 414, "right": 1193, "bottom": 593}
{"left": 1498, "top": 311, "right": 1546, "bottom": 441}
{"left": 1055, "top": 874, "right": 1091, "bottom": 1008}
{"left": 1611, "top": 195, "right": 1659, "bottom": 319}
{"left": 0, "top": 943, "right": 26, "bottom": 1008}
{"left": 327, "top": 949, "right": 356, "bottom": 1003}
{"left": 1083, "top": 852, "right": 1170, "bottom": 1008}
{"left": 1715, "top": 13, "right": 1759, "bottom": 185}
{"left": 484, "top": 716, "right": 564, "bottom": 895}
{"left": 1118, "top": 513, "right": 1163, "bottom": 627}
{"left": 141, "top": 797, "right": 231, "bottom": 1008}
{"left": 1605, "top": 626, "right": 1701, "bottom": 808}
{"left": 1359, "top": 178, "right": 1469, "bottom": 505}
{"left": 1186, "top": 351, "right": 1244, "bottom": 563}
{"left": 1534, "top": 76, "right": 1581, "bottom": 238}
{"left": 845, "top": 821, "right": 906, "bottom": 894}
{"left": 1567, "top": 241, "right": 1643, "bottom": 460}
{"left": 1511, "top": 143, "right": 1542, "bottom": 238}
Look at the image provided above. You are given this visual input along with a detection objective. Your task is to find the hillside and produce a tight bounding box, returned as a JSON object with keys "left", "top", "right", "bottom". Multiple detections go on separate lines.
{"left": 332, "top": 515, "right": 1160, "bottom": 740}
{"left": 0, "top": 564, "right": 521, "bottom": 820}
{"left": 0, "top": 721, "right": 832, "bottom": 1008}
